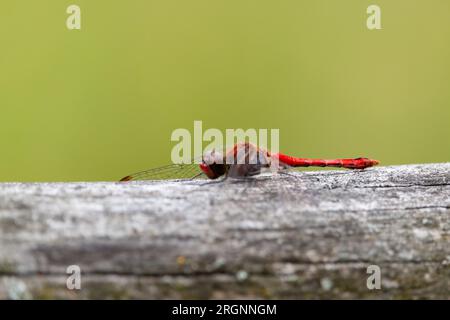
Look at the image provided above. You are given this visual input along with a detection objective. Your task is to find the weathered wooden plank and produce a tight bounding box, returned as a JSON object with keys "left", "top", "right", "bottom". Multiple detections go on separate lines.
{"left": 0, "top": 163, "right": 449, "bottom": 299}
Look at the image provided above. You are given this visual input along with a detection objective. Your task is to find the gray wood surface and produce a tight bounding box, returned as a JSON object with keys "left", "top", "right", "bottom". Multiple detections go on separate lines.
{"left": 0, "top": 163, "right": 449, "bottom": 299}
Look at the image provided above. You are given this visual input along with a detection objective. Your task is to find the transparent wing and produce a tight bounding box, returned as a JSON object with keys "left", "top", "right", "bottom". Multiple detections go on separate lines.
{"left": 120, "top": 162, "right": 204, "bottom": 181}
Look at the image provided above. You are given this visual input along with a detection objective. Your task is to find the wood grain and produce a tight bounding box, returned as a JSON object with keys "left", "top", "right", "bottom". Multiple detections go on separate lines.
{"left": 0, "top": 163, "right": 449, "bottom": 299}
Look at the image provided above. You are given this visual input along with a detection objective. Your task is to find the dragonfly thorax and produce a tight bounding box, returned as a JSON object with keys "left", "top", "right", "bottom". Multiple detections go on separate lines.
{"left": 199, "top": 144, "right": 273, "bottom": 179}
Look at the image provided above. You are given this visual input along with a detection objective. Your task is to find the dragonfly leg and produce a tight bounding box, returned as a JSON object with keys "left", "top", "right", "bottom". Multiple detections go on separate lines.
{"left": 196, "top": 175, "right": 228, "bottom": 187}
{"left": 278, "top": 170, "right": 303, "bottom": 179}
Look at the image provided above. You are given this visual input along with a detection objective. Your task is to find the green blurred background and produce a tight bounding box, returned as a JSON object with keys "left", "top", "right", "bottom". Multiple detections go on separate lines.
{"left": 1, "top": 1, "right": 449, "bottom": 181}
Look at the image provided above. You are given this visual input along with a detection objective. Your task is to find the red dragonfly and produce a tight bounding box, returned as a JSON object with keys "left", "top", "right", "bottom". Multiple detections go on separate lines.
{"left": 120, "top": 142, "right": 379, "bottom": 181}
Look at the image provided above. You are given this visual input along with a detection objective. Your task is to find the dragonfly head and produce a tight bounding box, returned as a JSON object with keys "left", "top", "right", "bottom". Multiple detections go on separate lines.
{"left": 200, "top": 149, "right": 227, "bottom": 179}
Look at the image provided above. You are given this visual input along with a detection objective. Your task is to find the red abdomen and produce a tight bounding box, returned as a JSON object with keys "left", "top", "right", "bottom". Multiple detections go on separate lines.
{"left": 275, "top": 154, "right": 379, "bottom": 170}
